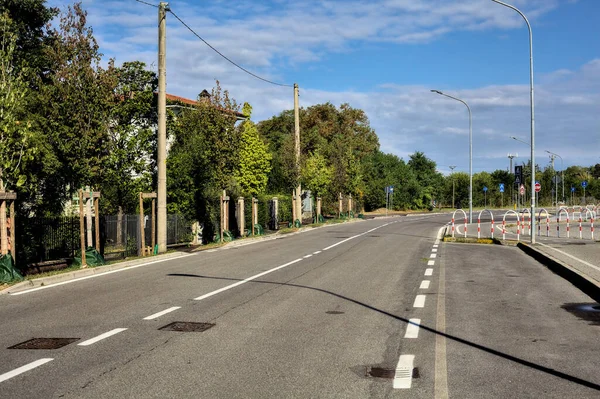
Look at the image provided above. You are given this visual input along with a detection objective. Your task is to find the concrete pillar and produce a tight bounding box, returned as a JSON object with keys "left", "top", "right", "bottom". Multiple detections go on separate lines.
{"left": 237, "top": 197, "right": 245, "bottom": 237}
{"left": 292, "top": 190, "right": 297, "bottom": 223}
{"left": 348, "top": 194, "right": 353, "bottom": 217}
{"left": 338, "top": 193, "right": 343, "bottom": 218}
{"left": 316, "top": 197, "right": 322, "bottom": 221}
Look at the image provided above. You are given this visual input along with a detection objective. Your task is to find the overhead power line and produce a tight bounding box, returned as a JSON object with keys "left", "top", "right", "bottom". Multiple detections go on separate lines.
{"left": 133, "top": 0, "right": 158, "bottom": 8}
{"left": 168, "top": 9, "right": 293, "bottom": 88}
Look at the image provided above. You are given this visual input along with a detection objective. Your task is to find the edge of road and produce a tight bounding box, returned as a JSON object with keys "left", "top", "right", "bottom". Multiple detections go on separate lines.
{"left": 2, "top": 215, "right": 417, "bottom": 296}
{"left": 517, "top": 242, "right": 600, "bottom": 303}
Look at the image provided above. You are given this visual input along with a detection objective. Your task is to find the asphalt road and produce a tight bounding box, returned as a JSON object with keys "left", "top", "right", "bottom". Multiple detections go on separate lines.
{"left": 0, "top": 214, "right": 598, "bottom": 398}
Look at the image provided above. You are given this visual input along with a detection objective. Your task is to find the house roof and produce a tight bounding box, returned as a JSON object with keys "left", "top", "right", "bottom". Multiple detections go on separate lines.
{"left": 162, "top": 92, "right": 247, "bottom": 120}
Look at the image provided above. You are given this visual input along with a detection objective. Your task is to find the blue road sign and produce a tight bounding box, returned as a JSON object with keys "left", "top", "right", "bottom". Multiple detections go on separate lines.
{"left": 499, "top": 183, "right": 505, "bottom": 193}
{"left": 483, "top": 186, "right": 488, "bottom": 192}
{"left": 571, "top": 186, "right": 575, "bottom": 193}
{"left": 582, "top": 181, "right": 588, "bottom": 188}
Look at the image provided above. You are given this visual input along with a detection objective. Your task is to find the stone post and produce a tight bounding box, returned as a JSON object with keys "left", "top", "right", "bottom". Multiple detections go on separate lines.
{"left": 348, "top": 194, "right": 353, "bottom": 217}
{"left": 338, "top": 193, "right": 343, "bottom": 218}
{"left": 237, "top": 197, "right": 245, "bottom": 237}
{"left": 316, "top": 197, "right": 322, "bottom": 221}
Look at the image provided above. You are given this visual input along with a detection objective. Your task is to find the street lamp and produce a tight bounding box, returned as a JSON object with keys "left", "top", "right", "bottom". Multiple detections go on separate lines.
{"left": 431, "top": 89, "right": 472, "bottom": 223}
{"left": 492, "top": 0, "right": 536, "bottom": 243}
{"left": 545, "top": 150, "right": 564, "bottom": 205}
{"left": 510, "top": 135, "right": 530, "bottom": 147}
{"left": 449, "top": 165, "right": 456, "bottom": 209}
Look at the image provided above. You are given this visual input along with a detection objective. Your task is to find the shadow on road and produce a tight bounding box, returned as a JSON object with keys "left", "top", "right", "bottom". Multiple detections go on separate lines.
{"left": 168, "top": 272, "right": 600, "bottom": 392}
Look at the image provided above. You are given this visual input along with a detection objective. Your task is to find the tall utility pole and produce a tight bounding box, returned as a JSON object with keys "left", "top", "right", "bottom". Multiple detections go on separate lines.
{"left": 157, "top": 2, "right": 169, "bottom": 253}
{"left": 449, "top": 166, "right": 456, "bottom": 208}
{"left": 293, "top": 83, "right": 301, "bottom": 225}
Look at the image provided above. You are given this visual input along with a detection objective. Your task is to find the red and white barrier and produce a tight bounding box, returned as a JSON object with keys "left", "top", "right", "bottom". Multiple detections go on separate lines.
{"left": 477, "top": 209, "right": 494, "bottom": 239}
{"left": 451, "top": 209, "right": 468, "bottom": 238}
{"left": 502, "top": 210, "right": 520, "bottom": 241}
{"left": 557, "top": 208, "right": 569, "bottom": 238}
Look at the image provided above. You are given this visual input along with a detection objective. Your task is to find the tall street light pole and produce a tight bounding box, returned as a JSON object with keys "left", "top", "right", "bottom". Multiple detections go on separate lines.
{"left": 546, "top": 150, "right": 564, "bottom": 204}
{"left": 449, "top": 165, "right": 456, "bottom": 209}
{"left": 431, "top": 90, "right": 472, "bottom": 223}
{"left": 492, "top": 0, "right": 536, "bottom": 243}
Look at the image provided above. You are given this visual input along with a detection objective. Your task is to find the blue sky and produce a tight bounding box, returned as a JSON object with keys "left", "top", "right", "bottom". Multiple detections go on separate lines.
{"left": 48, "top": 0, "right": 599, "bottom": 175}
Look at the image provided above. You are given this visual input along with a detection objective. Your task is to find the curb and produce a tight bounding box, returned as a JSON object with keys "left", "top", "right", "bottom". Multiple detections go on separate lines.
{"left": 1, "top": 217, "right": 370, "bottom": 295}
{"left": 1, "top": 251, "right": 192, "bottom": 295}
{"left": 517, "top": 242, "right": 600, "bottom": 303}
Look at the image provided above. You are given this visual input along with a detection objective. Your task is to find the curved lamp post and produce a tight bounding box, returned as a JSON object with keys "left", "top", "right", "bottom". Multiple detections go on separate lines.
{"left": 545, "top": 150, "right": 564, "bottom": 204}
{"left": 431, "top": 90, "right": 472, "bottom": 223}
{"left": 492, "top": 0, "right": 536, "bottom": 243}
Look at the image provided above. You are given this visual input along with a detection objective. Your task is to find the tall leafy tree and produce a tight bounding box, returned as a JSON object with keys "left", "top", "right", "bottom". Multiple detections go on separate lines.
{"left": 301, "top": 150, "right": 333, "bottom": 199}
{"left": 34, "top": 2, "right": 116, "bottom": 214}
{"left": 234, "top": 103, "right": 271, "bottom": 196}
{"left": 101, "top": 61, "right": 157, "bottom": 214}
{"left": 0, "top": 13, "right": 35, "bottom": 190}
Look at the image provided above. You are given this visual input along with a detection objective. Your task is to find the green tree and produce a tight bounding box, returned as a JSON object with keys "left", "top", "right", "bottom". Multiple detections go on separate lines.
{"left": 0, "top": 13, "right": 35, "bottom": 190}
{"left": 234, "top": 103, "right": 271, "bottom": 196}
{"left": 33, "top": 2, "right": 116, "bottom": 214}
{"left": 101, "top": 61, "right": 157, "bottom": 214}
{"left": 301, "top": 150, "right": 333, "bottom": 198}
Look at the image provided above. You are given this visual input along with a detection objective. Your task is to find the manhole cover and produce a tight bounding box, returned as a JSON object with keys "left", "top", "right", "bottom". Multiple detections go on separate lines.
{"left": 326, "top": 310, "right": 345, "bottom": 315}
{"left": 8, "top": 338, "right": 79, "bottom": 350}
{"left": 366, "top": 366, "right": 395, "bottom": 379}
{"left": 561, "top": 303, "right": 600, "bottom": 325}
{"left": 159, "top": 322, "right": 215, "bottom": 332}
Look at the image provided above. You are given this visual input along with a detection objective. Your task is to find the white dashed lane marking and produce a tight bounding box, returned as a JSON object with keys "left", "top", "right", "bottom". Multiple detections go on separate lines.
{"left": 0, "top": 359, "right": 54, "bottom": 383}
{"left": 143, "top": 307, "right": 181, "bottom": 320}
{"left": 428, "top": 260, "right": 435, "bottom": 266}
{"left": 78, "top": 328, "right": 128, "bottom": 346}
{"left": 430, "top": 253, "right": 437, "bottom": 259}
{"left": 413, "top": 295, "right": 426, "bottom": 308}
{"left": 404, "top": 319, "right": 421, "bottom": 339}
{"left": 425, "top": 268, "right": 433, "bottom": 276}
{"left": 420, "top": 280, "right": 430, "bottom": 289}
{"left": 393, "top": 354, "right": 415, "bottom": 389}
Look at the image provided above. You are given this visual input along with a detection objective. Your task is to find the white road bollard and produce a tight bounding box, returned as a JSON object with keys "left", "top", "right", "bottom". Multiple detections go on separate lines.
{"left": 477, "top": 216, "right": 481, "bottom": 239}
{"left": 451, "top": 209, "right": 468, "bottom": 239}
{"left": 579, "top": 215, "right": 583, "bottom": 239}
{"left": 451, "top": 217, "right": 455, "bottom": 238}
{"left": 502, "top": 210, "right": 520, "bottom": 242}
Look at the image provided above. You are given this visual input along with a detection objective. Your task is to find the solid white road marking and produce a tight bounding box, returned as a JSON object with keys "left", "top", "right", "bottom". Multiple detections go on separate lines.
{"left": 425, "top": 268, "right": 433, "bottom": 276}
{"left": 78, "top": 328, "right": 128, "bottom": 346}
{"left": 313, "top": 251, "right": 322, "bottom": 255}
{"left": 194, "top": 259, "right": 302, "bottom": 301}
{"left": 393, "top": 354, "right": 415, "bottom": 389}
{"left": 420, "top": 280, "right": 430, "bottom": 289}
{"left": 206, "top": 249, "right": 217, "bottom": 253}
{"left": 303, "top": 254, "right": 312, "bottom": 258}
{"left": 0, "top": 359, "right": 54, "bottom": 383}
{"left": 413, "top": 295, "right": 426, "bottom": 308}
{"left": 428, "top": 260, "right": 435, "bottom": 266}
{"left": 538, "top": 242, "right": 600, "bottom": 272}
{"left": 404, "top": 319, "right": 421, "bottom": 339}
{"left": 430, "top": 253, "right": 437, "bottom": 259}
{"left": 143, "top": 307, "right": 181, "bottom": 320}
{"left": 323, "top": 234, "right": 362, "bottom": 251}
{"left": 11, "top": 253, "right": 195, "bottom": 296}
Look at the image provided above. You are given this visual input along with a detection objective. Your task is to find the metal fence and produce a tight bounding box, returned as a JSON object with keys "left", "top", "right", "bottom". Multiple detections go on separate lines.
{"left": 16, "top": 214, "right": 192, "bottom": 268}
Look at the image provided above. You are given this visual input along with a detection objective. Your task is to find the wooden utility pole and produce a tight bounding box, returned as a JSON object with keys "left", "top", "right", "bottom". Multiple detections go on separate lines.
{"left": 78, "top": 190, "right": 86, "bottom": 267}
{"left": 294, "top": 83, "right": 302, "bottom": 225}
{"left": 157, "top": 2, "right": 169, "bottom": 253}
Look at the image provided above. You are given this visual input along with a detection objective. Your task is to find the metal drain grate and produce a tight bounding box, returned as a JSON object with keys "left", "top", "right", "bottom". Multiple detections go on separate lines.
{"left": 159, "top": 322, "right": 215, "bottom": 332}
{"left": 8, "top": 338, "right": 79, "bottom": 350}
{"left": 366, "top": 366, "right": 395, "bottom": 379}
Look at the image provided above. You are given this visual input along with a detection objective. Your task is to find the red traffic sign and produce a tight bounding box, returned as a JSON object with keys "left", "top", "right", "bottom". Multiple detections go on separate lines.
{"left": 519, "top": 184, "right": 525, "bottom": 195}
{"left": 535, "top": 182, "right": 541, "bottom": 193}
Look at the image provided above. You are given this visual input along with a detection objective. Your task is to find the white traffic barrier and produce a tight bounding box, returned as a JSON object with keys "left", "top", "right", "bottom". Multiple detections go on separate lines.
{"left": 477, "top": 209, "right": 494, "bottom": 239}
{"left": 557, "top": 208, "right": 569, "bottom": 238}
{"left": 502, "top": 210, "right": 520, "bottom": 241}
{"left": 537, "top": 208, "right": 549, "bottom": 237}
{"left": 522, "top": 208, "right": 531, "bottom": 236}
{"left": 573, "top": 211, "right": 582, "bottom": 239}
{"left": 451, "top": 209, "right": 468, "bottom": 238}
{"left": 584, "top": 210, "right": 594, "bottom": 240}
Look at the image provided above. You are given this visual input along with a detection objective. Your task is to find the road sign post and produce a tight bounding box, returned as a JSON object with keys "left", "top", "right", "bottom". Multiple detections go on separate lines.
{"left": 582, "top": 181, "right": 587, "bottom": 204}
{"left": 499, "top": 183, "right": 505, "bottom": 209}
